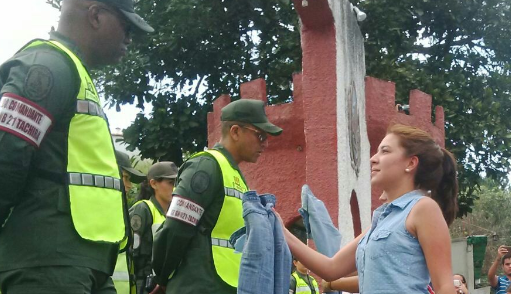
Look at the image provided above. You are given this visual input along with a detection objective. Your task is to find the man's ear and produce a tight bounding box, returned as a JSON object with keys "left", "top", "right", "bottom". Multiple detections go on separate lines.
{"left": 87, "top": 4, "right": 102, "bottom": 30}
{"left": 229, "top": 125, "right": 241, "bottom": 141}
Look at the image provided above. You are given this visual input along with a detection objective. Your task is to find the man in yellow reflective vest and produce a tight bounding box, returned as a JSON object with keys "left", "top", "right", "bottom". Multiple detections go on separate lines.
{"left": 0, "top": 0, "right": 153, "bottom": 292}
{"left": 290, "top": 257, "right": 320, "bottom": 294}
{"left": 152, "top": 99, "right": 283, "bottom": 294}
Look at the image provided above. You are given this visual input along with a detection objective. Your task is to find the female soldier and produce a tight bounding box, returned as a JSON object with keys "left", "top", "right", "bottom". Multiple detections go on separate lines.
{"left": 129, "top": 161, "right": 178, "bottom": 294}
{"left": 281, "top": 124, "right": 458, "bottom": 294}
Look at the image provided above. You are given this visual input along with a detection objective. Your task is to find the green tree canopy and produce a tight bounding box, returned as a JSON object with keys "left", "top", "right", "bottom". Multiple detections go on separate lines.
{"left": 48, "top": 0, "right": 511, "bottom": 216}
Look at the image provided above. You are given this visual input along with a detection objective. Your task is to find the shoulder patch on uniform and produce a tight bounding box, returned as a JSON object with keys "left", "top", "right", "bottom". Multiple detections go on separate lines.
{"left": 24, "top": 65, "right": 54, "bottom": 101}
{"left": 130, "top": 214, "right": 143, "bottom": 231}
{"left": 0, "top": 93, "right": 54, "bottom": 147}
{"left": 191, "top": 171, "right": 210, "bottom": 194}
{"left": 167, "top": 196, "right": 204, "bottom": 226}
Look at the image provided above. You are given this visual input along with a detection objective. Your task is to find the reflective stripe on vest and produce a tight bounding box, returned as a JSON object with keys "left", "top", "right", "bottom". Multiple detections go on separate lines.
{"left": 76, "top": 99, "right": 107, "bottom": 120}
{"left": 211, "top": 237, "right": 234, "bottom": 249}
{"left": 22, "top": 40, "right": 126, "bottom": 243}
{"left": 68, "top": 172, "right": 121, "bottom": 191}
{"left": 292, "top": 272, "right": 319, "bottom": 294}
{"left": 112, "top": 270, "right": 130, "bottom": 282}
{"left": 191, "top": 149, "right": 248, "bottom": 288}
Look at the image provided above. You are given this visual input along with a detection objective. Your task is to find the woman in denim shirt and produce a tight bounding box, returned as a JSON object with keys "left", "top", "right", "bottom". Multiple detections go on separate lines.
{"left": 281, "top": 124, "right": 458, "bottom": 294}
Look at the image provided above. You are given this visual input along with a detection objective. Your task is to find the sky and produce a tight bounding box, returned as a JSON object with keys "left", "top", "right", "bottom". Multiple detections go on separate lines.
{"left": 0, "top": 0, "right": 143, "bottom": 133}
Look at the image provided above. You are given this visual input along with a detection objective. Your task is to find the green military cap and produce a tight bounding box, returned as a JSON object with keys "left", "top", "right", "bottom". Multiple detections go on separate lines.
{"left": 115, "top": 150, "right": 146, "bottom": 183}
{"left": 221, "top": 99, "right": 283, "bottom": 136}
{"left": 94, "top": 0, "right": 154, "bottom": 33}
{"left": 147, "top": 162, "right": 179, "bottom": 180}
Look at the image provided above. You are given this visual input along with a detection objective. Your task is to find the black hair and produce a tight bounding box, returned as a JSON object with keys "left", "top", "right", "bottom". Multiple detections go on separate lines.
{"left": 502, "top": 252, "right": 511, "bottom": 265}
{"left": 453, "top": 273, "right": 466, "bottom": 284}
{"left": 136, "top": 180, "right": 153, "bottom": 201}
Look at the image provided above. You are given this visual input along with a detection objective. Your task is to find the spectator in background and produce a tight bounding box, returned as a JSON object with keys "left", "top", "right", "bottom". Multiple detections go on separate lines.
{"left": 453, "top": 273, "right": 468, "bottom": 294}
{"left": 488, "top": 246, "right": 511, "bottom": 294}
{"left": 290, "top": 256, "right": 319, "bottom": 294}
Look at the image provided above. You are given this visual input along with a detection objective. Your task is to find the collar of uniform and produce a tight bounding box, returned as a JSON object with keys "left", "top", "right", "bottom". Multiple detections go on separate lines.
{"left": 150, "top": 195, "right": 166, "bottom": 216}
{"left": 389, "top": 189, "right": 425, "bottom": 209}
{"left": 212, "top": 143, "right": 242, "bottom": 171}
{"left": 49, "top": 31, "right": 89, "bottom": 69}
{"left": 294, "top": 270, "right": 309, "bottom": 280}
{"left": 212, "top": 143, "right": 248, "bottom": 185}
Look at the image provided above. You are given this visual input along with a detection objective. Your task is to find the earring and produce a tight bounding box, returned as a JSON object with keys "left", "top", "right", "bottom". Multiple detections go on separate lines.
{"left": 405, "top": 168, "right": 410, "bottom": 172}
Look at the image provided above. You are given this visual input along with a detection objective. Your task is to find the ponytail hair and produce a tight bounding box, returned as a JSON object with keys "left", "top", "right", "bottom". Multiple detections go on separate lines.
{"left": 436, "top": 149, "right": 458, "bottom": 225}
{"left": 387, "top": 124, "right": 459, "bottom": 225}
{"left": 136, "top": 180, "right": 154, "bottom": 201}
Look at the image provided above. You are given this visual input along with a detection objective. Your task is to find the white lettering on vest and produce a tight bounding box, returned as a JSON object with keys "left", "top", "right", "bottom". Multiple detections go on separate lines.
{"left": 0, "top": 94, "right": 53, "bottom": 147}
{"left": 167, "top": 196, "right": 204, "bottom": 226}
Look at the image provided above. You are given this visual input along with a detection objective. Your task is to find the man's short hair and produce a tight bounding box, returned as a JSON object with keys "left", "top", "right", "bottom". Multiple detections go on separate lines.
{"left": 501, "top": 252, "right": 511, "bottom": 265}
{"left": 221, "top": 121, "right": 248, "bottom": 137}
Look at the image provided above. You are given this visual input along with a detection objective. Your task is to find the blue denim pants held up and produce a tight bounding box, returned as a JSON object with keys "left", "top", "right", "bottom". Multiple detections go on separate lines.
{"left": 299, "top": 185, "right": 342, "bottom": 294}
{"left": 299, "top": 184, "right": 342, "bottom": 258}
{"left": 236, "top": 191, "right": 291, "bottom": 294}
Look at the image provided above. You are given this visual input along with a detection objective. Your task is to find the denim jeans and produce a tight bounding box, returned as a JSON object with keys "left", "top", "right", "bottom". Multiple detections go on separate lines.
{"left": 300, "top": 185, "right": 342, "bottom": 258}
{"left": 236, "top": 191, "right": 291, "bottom": 294}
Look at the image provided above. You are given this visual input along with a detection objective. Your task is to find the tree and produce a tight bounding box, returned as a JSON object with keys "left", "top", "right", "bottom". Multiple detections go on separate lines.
{"left": 47, "top": 0, "right": 511, "bottom": 215}
{"left": 98, "top": 0, "right": 301, "bottom": 165}
{"left": 353, "top": 0, "right": 511, "bottom": 215}
{"left": 450, "top": 179, "right": 511, "bottom": 280}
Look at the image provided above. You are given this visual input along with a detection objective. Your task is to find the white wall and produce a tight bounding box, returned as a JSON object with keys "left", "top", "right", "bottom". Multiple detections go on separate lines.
{"left": 330, "top": 0, "right": 372, "bottom": 246}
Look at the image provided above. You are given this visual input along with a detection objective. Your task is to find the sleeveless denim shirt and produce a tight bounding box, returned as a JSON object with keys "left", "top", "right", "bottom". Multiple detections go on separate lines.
{"left": 356, "top": 190, "right": 430, "bottom": 293}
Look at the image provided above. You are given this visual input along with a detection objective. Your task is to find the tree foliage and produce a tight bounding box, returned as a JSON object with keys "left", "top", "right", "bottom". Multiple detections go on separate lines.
{"left": 353, "top": 0, "right": 511, "bottom": 216}
{"left": 102, "top": 0, "right": 301, "bottom": 165}
{"left": 47, "top": 0, "right": 511, "bottom": 215}
{"left": 450, "top": 179, "right": 511, "bottom": 277}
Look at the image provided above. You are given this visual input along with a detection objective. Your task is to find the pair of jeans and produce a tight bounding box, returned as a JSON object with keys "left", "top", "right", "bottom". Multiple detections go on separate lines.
{"left": 299, "top": 185, "right": 342, "bottom": 294}
{"left": 236, "top": 191, "right": 291, "bottom": 294}
{"left": 299, "top": 184, "right": 342, "bottom": 258}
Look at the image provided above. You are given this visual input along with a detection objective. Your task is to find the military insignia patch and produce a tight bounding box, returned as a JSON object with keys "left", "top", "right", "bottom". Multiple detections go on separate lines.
{"left": 24, "top": 65, "right": 54, "bottom": 101}
{"left": 191, "top": 171, "right": 210, "bottom": 194}
{"left": 130, "top": 214, "right": 142, "bottom": 231}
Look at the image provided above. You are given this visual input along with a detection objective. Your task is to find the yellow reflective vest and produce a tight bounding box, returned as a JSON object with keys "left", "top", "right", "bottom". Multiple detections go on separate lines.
{"left": 23, "top": 40, "right": 127, "bottom": 244}
{"left": 292, "top": 272, "right": 319, "bottom": 294}
{"left": 138, "top": 199, "right": 167, "bottom": 235}
{"left": 192, "top": 149, "right": 248, "bottom": 288}
{"left": 114, "top": 200, "right": 166, "bottom": 294}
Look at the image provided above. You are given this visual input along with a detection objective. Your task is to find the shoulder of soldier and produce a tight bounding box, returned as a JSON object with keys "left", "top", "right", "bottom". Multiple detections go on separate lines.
{"left": 1, "top": 43, "right": 80, "bottom": 99}
{"left": 129, "top": 200, "right": 153, "bottom": 231}
{"left": 179, "top": 153, "right": 222, "bottom": 180}
{"left": 175, "top": 153, "right": 223, "bottom": 196}
{"left": 290, "top": 274, "right": 296, "bottom": 287}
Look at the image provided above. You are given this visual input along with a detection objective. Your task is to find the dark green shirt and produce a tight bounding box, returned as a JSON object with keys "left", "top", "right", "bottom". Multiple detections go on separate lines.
{"left": 0, "top": 32, "right": 118, "bottom": 274}
{"left": 152, "top": 143, "right": 245, "bottom": 294}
